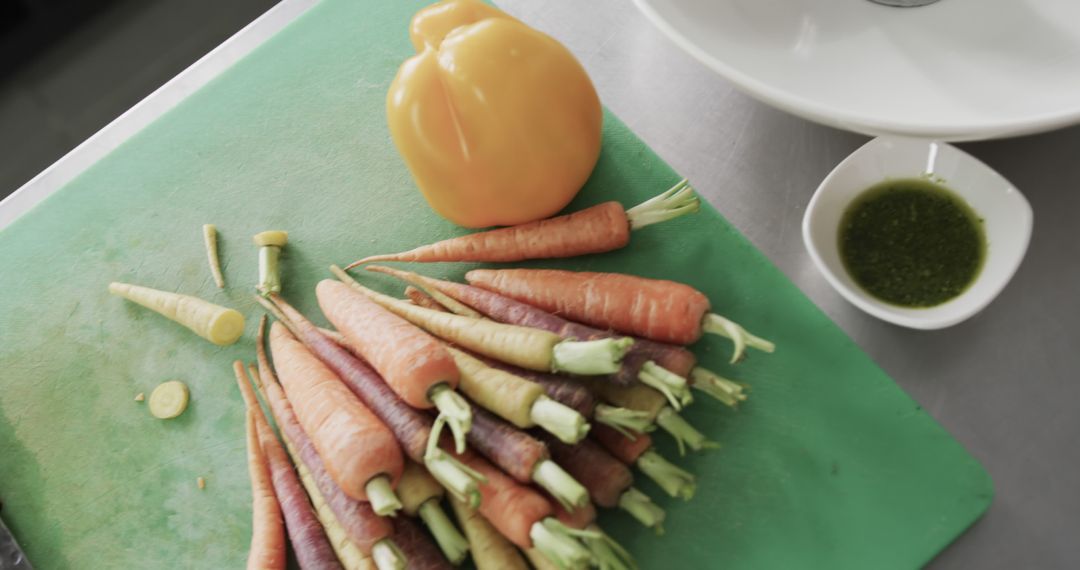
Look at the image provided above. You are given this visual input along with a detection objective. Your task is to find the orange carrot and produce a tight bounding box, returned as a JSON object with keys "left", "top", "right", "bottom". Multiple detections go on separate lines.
{"left": 467, "top": 269, "right": 774, "bottom": 362}
{"left": 316, "top": 280, "right": 472, "bottom": 451}
{"left": 405, "top": 286, "right": 446, "bottom": 311}
{"left": 455, "top": 451, "right": 595, "bottom": 569}
{"left": 243, "top": 406, "right": 287, "bottom": 570}
{"left": 269, "top": 321, "right": 404, "bottom": 510}
{"left": 346, "top": 179, "right": 696, "bottom": 268}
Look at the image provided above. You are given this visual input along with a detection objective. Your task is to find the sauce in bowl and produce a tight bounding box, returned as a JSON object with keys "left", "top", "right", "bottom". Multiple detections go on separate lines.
{"left": 838, "top": 178, "right": 985, "bottom": 308}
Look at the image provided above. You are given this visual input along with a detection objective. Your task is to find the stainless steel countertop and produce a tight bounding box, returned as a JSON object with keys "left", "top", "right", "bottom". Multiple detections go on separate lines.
{"left": 3, "top": 0, "right": 1076, "bottom": 567}
{"left": 498, "top": 1, "right": 1078, "bottom": 568}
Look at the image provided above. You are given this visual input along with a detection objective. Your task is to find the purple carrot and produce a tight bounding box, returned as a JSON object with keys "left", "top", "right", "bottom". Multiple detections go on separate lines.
{"left": 258, "top": 294, "right": 483, "bottom": 508}
{"left": 392, "top": 516, "right": 453, "bottom": 570}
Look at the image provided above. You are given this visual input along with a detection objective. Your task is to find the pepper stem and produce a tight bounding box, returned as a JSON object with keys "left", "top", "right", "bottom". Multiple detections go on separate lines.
{"left": 689, "top": 367, "right": 748, "bottom": 408}
{"left": 637, "top": 449, "right": 696, "bottom": 500}
{"left": 530, "top": 519, "right": 596, "bottom": 570}
{"left": 371, "top": 539, "right": 406, "bottom": 570}
{"left": 425, "top": 416, "right": 485, "bottom": 508}
{"left": 639, "top": 361, "right": 693, "bottom": 409}
{"left": 625, "top": 178, "right": 700, "bottom": 230}
{"left": 429, "top": 384, "right": 472, "bottom": 453}
{"left": 532, "top": 459, "right": 589, "bottom": 511}
{"left": 583, "top": 524, "right": 638, "bottom": 570}
{"left": 365, "top": 475, "right": 403, "bottom": 517}
{"left": 700, "top": 313, "right": 775, "bottom": 363}
{"left": 418, "top": 499, "right": 470, "bottom": 565}
{"left": 617, "top": 487, "right": 666, "bottom": 533}
{"left": 531, "top": 396, "right": 590, "bottom": 444}
{"left": 594, "top": 404, "right": 655, "bottom": 437}
{"left": 552, "top": 337, "right": 633, "bottom": 375}
{"left": 655, "top": 407, "right": 719, "bottom": 457}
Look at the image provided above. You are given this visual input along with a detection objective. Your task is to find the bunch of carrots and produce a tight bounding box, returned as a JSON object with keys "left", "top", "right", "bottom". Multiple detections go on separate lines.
{"left": 109, "top": 179, "right": 774, "bottom": 569}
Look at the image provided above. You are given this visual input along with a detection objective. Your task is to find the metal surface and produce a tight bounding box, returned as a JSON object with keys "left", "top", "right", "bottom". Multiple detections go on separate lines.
{"left": 0, "top": 516, "right": 32, "bottom": 570}
{"left": 1, "top": 0, "right": 1075, "bottom": 567}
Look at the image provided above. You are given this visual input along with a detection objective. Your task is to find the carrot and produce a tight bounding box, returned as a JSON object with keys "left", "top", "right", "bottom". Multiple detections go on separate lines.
{"left": 390, "top": 516, "right": 452, "bottom": 570}
{"left": 254, "top": 319, "right": 399, "bottom": 558}
{"left": 346, "top": 179, "right": 697, "bottom": 268}
{"left": 586, "top": 380, "right": 718, "bottom": 456}
{"left": 233, "top": 362, "right": 342, "bottom": 569}
{"left": 242, "top": 407, "right": 286, "bottom": 570}
{"left": 202, "top": 224, "right": 225, "bottom": 288}
{"left": 396, "top": 461, "right": 469, "bottom": 565}
{"left": 536, "top": 432, "right": 665, "bottom": 532}
{"left": 448, "top": 494, "right": 528, "bottom": 570}
{"left": 259, "top": 295, "right": 483, "bottom": 507}
{"left": 108, "top": 282, "right": 244, "bottom": 345}
{"left": 404, "top": 286, "right": 450, "bottom": 312}
{"left": 367, "top": 266, "right": 692, "bottom": 409}
{"left": 592, "top": 424, "right": 696, "bottom": 501}
{"left": 466, "top": 268, "right": 775, "bottom": 363}
{"left": 269, "top": 321, "right": 404, "bottom": 512}
{"left": 331, "top": 265, "right": 632, "bottom": 376}
{"left": 316, "top": 280, "right": 472, "bottom": 452}
{"left": 456, "top": 450, "right": 595, "bottom": 569}
{"left": 446, "top": 347, "right": 588, "bottom": 444}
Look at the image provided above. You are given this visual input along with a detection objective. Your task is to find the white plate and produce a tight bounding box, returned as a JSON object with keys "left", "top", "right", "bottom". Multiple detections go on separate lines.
{"left": 632, "top": 0, "right": 1080, "bottom": 141}
{"left": 802, "top": 137, "right": 1032, "bottom": 329}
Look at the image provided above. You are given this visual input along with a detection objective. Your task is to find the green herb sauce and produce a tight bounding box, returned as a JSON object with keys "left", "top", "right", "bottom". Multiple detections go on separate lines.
{"left": 838, "top": 178, "right": 985, "bottom": 307}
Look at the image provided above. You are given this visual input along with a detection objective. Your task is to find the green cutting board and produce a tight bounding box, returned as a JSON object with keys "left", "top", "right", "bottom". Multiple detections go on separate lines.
{"left": 0, "top": 0, "right": 991, "bottom": 568}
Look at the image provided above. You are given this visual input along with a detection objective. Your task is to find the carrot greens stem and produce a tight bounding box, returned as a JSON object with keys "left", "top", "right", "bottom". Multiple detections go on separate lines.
{"left": 593, "top": 404, "right": 654, "bottom": 437}
{"left": 365, "top": 476, "right": 403, "bottom": 517}
{"left": 617, "top": 487, "right": 666, "bottom": 533}
{"left": 638, "top": 362, "right": 693, "bottom": 410}
{"left": 625, "top": 178, "right": 699, "bottom": 230}
{"left": 532, "top": 460, "right": 590, "bottom": 511}
{"left": 700, "top": 313, "right": 775, "bottom": 363}
{"left": 689, "top": 367, "right": 748, "bottom": 408}
{"left": 551, "top": 337, "right": 633, "bottom": 375}
{"left": 372, "top": 540, "right": 407, "bottom": 570}
{"left": 530, "top": 396, "right": 590, "bottom": 444}
{"left": 417, "top": 500, "right": 470, "bottom": 565}
{"left": 530, "top": 519, "right": 594, "bottom": 570}
{"left": 637, "top": 449, "right": 696, "bottom": 500}
{"left": 582, "top": 524, "right": 637, "bottom": 570}
{"left": 425, "top": 416, "right": 484, "bottom": 508}
{"left": 254, "top": 230, "right": 288, "bottom": 296}
{"left": 656, "top": 407, "right": 719, "bottom": 456}
{"left": 429, "top": 384, "right": 472, "bottom": 453}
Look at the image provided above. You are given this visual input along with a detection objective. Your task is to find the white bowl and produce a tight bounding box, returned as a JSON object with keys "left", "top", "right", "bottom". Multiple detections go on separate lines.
{"left": 632, "top": 0, "right": 1080, "bottom": 141}
{"left": 802, "top": 137, "right": 1032, "bottom": 329}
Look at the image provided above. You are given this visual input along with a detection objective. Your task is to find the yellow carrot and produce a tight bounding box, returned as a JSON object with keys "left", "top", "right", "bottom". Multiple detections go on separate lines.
{"left": 449, "top": 494, "right": 528, "bottom": 570}
{"left": 397, "top": 461, "right": 469, "bottom": 564}
{"left": 108, "top": 282, "right": 244, "bottom": 345}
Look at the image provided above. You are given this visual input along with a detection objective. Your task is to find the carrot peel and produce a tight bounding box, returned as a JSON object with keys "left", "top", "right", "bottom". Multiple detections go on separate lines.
{"left": 416, "top": 500, "right": 470, "bottom": 565}
{"left": 203, "top": 224, "right": 225, "bottom": 288}
{"left": 551, "top": 337, "right": 633, "bottom": 376}
{"left": 532, "top": 460, "right": 590, "bottom": 512}
{"left": 625, "top": 178, "right": 699, "bottom": 230}
{"left": 529, "top": 519, "right": 595, "bottom": 570}
{"left": 637, "top": 362, "right": 693, "bottom": 411}
{"left": 700, "top": 313, "right": 775, "bottom": 364}
{"left": 593, "top": 404, "right": 654, "bottom": 438}
{"left": 689, "top": 367, "right": 748, "bottom": 408}
{"left": 429, "top": 384, "right": 472, "bottom": 454}
{"left": 618, "top": 487, "right": 666, "bottom": 534}
{"left": 529, "top": 396, "right": 590, "bottom": 445}
{"left": 637, "top": 449, "right": 696, "bottom": 500}
{"left": 656, "top": 407, "right": 719, "bottom": 457}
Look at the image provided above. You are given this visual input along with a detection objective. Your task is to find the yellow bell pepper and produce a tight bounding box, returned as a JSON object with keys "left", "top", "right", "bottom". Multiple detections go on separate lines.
{"left": 387, "top": 0, "right": 603, "bottom": 228}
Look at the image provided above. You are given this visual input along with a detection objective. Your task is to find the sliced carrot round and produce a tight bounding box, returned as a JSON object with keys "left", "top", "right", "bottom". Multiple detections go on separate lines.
{"left": 149, "top": 380, "right": 189, "bottom": 419}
